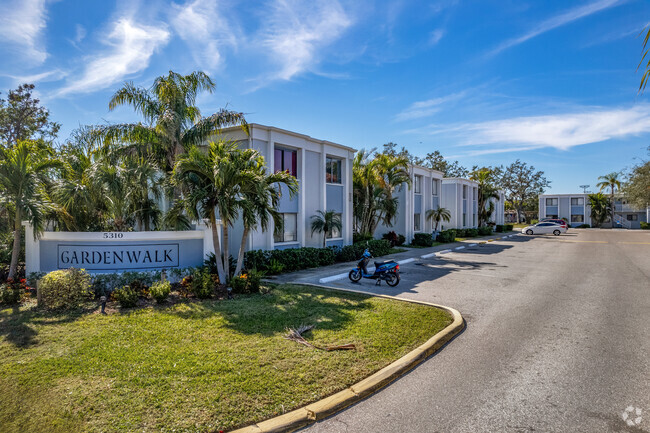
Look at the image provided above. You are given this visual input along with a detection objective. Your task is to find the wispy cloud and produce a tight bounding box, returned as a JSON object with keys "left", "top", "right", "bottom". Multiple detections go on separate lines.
{"left": 0, "top": 0, "right": 49, "bottom": 64}
{"left": 57, "top": 18, "right": 170, "bottom": 96}
{"left": 170, "top": 0, "right": 239, "bottom": 70}
{"left": 4, "top": 69, "right": 67, "bottom": 85}
{"left": 417, "top": 105, "right": 650, "bottom": 155}
{"left": 395, "top": 91, "right": 466, "bottom": 122}
{"left": 259, "top": 0, "right": 353, "bottom": 82}
{"left": 487, "top": 0, "right": 622, "bottom": 57}
{"left": 429, "top": 29, "right": 445, "bottom": 46}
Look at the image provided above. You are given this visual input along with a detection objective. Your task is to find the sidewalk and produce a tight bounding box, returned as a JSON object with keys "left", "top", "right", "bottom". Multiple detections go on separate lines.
{"left": 266, "top": 231, "right": 519, "bottom": 285}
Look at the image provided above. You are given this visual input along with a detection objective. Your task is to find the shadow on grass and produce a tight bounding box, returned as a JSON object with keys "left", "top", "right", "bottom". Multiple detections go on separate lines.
{"left": 165, "top": 286, "right": 375, "bottom": 337}
{"left": 0, "top": 305, "right": 90, "bottom": 348}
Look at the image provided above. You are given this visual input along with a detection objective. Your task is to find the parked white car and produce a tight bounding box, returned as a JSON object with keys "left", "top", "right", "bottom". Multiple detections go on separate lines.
{"left": 522, "top": 222, "right": 567, "bottom": 236}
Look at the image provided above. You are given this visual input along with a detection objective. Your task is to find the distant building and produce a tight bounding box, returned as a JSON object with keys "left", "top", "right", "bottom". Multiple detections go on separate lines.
{"left": 441, "top": 178, "right": 479, "bottom": 230}
{"left": 538, "top": 193, "right": 649, "bottom": 228}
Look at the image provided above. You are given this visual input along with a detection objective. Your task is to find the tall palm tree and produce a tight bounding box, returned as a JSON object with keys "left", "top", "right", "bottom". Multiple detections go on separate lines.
{"left": 426, "top": 207, "right": 451, "bottom": 232}
{"left": 97, "top": 71, "right": 248, "bottom": 174}
{"left": 353, "top": 150, "right": 411, "bottom": 236}
{"left": 588, "top": 193, "right": 611, "bottom": 228}
{"left": 596, "top": 172, "right": 621, "bottom": 226}
{"left": 310, "top": 210, "right": 343, "bottom": 248}
{"left": 470, "top": 168, "right": 500, "bottom": 227}
{"left": 0, "top": 140, "right": 59, "bottom": 279}
{"left": 233, "top": 162, "right": 298, "bottom": 277}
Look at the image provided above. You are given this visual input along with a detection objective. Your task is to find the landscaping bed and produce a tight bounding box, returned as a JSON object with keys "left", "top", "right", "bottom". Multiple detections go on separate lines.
{"left": 0, "top": 284, "right": 452, "bottom": 433}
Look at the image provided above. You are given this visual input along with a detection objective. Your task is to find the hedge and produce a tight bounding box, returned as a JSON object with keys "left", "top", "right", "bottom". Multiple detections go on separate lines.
{"left": 478, "top": 226, "right": 493, "bottom": 236}
{"left": 641, "top": 221, "right": 649, "bottom": 230}
{"left": 412, "top": 233, "right": 434, "bottom": 247}
{"left": 436, "top": 229, "right": 456, "bottom": 243}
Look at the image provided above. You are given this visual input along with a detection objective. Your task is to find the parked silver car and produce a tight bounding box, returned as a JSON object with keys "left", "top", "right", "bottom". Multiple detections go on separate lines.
{"left": 522, "top": 222, "right": 567, "bottom": 236}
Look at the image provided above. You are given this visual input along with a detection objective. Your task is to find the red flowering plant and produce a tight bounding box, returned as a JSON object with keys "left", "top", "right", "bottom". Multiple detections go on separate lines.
{"left": 0, "top": 277, "right": 27, "bottom": 305}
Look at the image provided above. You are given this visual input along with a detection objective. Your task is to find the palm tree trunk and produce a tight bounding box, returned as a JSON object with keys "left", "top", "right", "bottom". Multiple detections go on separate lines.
{"left": 610, "top": 187, "right": 615, "bottom": 227}
{"left": 234, "top": 226, "right": 249, "bottom": 277}
{"left": 209, "top": 210, "right": 226, "bottom": 285}
{"left": 8, "top": 208, "right": 21, "bottom": 280}
{"left": 323, "top": 232, "right": 326, "bottom": 248}
{"left": 223, "top": 224, "right": 230, "bottom": 283}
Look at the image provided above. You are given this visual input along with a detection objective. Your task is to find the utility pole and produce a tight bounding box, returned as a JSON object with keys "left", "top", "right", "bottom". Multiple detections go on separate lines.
{"left": 579, "top": 184, "right": 590, "bottom": 193}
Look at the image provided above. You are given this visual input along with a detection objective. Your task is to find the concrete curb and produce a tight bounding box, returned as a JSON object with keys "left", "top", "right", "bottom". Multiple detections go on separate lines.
{"left": 229, "top": 284, "right": 465, "bottom": 433}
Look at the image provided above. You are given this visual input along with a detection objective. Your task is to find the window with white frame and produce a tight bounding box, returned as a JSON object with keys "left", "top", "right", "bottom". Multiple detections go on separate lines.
{"left": 274, "top": 213, "right": 297, "bottom": 243}
{"left": 571, "top": 197, "right": 584, "bottom": 206}
{"left": 571, "top": 214, "right": 584, "bottom": 223}
{"left": 546, "top": 198, "right": 558, "bottom": 206}
{"left": 326, "top": 157, "right": 342, "bottom": 184}
{"left": 274, "top": 148, "right": 297, "bottom": 176}
{"left": 432, "top": 179, "right": 438, "bottom": 196}
{"left": 414, "top": 175, "right": 422, "bottom": 194}
{"left": 627, "top": 214, "right": 638, "bottom": 221}
{"left": 326, "top": 213, "right": 343, "bottom": 238}
{"left": 414, "top": 213, "right": 421, "bottom": 231}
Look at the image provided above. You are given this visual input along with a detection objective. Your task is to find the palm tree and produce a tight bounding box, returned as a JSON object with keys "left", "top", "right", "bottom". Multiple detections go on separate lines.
{"left": 233, "top": 162, "right": 298, "bottom": 277}
{"left": 97, "top": 71, "right": 248, "bottom": 174}
{"left": 638, "top": 25, "right": 650, "bottom": 93}
{"left": 470, "top": 168, "right": 500, "bottom": 227}
{"left": 310, "top": 210, "right": 343, "bottom": 248}
{"left": 588, "top": 193, "right": 611, "bottom": 228}
{"left": 0, "top": 140, "right": 59, "bottom": 279}
{"left": 353, "top": 150, "right": 411, "bottom": 236}
{"left": 426, "top": 207, "right": 451, "bottom": 232}
{"left": 596, "top": 172, "right": 621, "bottom": 226}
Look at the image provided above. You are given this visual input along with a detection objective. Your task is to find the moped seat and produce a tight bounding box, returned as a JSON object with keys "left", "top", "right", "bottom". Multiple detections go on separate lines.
{"left": 374, "top": 260, "right": 395, "bottom": 267}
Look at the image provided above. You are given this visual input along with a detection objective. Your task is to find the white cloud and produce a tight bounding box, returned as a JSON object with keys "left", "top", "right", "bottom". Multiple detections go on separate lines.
{"left": 170, "top": 0, "right": 238, "bottom": 70}
{"left": 57, "top": 18, "right": 170, "bottom": 95}
{"left": 395, "top": 91, "right": 466, "bottom": 122}
{"left": 0, "top": 0, "right": 49, "bottom": 64}
{"left": 429, "top": 29, "right": 445, "bottom": 46}
{"left": 420, "top": 105, "right": 650, "bottom": 155}
{"left": 4, "top": 69, "right": 67, "bottom": 84}
{"left": 260, "top": 0, "right": 353, "bottom": 82}
{"left": 487, "top": 0, "right": 622, "bottom": 56}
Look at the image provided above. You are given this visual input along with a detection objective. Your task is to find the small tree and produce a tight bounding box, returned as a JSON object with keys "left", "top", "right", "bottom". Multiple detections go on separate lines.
{"left": 426, "top": 207, "right": 451, "bottom": 232}
{"left": 588, "top": 193, "right": 611, "bottom": 227}
{"left": 310, "top": 210, "right": 343, "bottom": 248}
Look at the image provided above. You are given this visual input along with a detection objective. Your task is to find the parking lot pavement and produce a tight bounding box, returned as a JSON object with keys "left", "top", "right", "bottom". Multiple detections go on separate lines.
{"left": 301, "top": 230, "right": 650, "bottom": 433}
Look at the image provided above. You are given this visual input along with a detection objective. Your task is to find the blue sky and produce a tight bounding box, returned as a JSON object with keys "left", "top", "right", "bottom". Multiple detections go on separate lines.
{"left": 1, "top": 0, "right": 649, "bottom": 193}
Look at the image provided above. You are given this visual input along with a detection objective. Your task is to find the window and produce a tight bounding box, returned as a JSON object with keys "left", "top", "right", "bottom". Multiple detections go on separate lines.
{"left": 414, "top": 213, "right": 421, "bottom": 231}
{"left": 274, "top": 213, "right": 297, "bottom": 243}
{"left": 571, "top": 197, "right": 584, "bottom": 206}
{"left": 431, "top": 179, "right": 438, "bottom": 196}
{"left": 571, "top": 214, "right": 584, "bottom": 223}
{"left": 546, "top": 215, "right": 558, "bottom": 219}
{"left": 274, "top": 148, "right": 297, "bottom": 176}
{"left": 326, "top": 157, "right": 342, "bottom": 184}
{"left": 414, "top": 176, "right": 422, "bottom": 194}
{"left": 463, "top": 185, "right": 467, "bottom": 199}
{"left": 627, "top": 214, "right": 638, "bottom": 221}
{"left": 326, "top": 213, "right": 343, "bottom": 238}
{"left": 546, "top": 198, "right": 558, "bottom": 206}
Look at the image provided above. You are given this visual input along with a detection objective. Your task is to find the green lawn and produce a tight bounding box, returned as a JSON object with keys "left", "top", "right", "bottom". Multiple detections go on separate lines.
{"left": 0, "top": 285, "right": 452, "bottom": 433}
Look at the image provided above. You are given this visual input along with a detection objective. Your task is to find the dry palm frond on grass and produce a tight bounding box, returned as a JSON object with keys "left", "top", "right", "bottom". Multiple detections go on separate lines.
{"left": 284, "top": 325, "right": 356, "bottom": 351}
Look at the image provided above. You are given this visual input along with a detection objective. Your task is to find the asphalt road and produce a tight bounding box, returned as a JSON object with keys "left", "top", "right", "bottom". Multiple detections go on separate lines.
{"left": 301, "top": 230, "right": 650, "bottom": 433}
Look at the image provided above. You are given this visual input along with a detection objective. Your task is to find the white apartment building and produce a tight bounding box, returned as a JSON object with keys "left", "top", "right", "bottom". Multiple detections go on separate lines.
{"left": 441, "top": 178, "right": 479, "bottom": 230}
{"left": 488, "top": 190, "right": 506, "bottom": 226}
{"left": 219, "top": 124, "right": 356, "bottom": 253}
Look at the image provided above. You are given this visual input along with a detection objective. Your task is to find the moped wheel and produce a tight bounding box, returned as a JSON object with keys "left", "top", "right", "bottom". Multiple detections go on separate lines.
{"left": 386, "top": 272, "right": 400, "bottom": 287}
{"left": 349, "top": 269, "right": 362, "bottom": 282}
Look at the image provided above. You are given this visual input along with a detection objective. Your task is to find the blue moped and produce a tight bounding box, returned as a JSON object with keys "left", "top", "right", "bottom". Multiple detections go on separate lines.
{"left": 348, "top": 249, "right": 400, "bottom": 286}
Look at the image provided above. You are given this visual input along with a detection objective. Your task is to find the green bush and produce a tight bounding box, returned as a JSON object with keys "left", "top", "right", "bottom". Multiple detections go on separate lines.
{"left": 504, "top": 224, "right": 514, "bottom": 232}
{"left": 397, "top": 234, "right": 406, "bottom": 246}
{"left": 478, "top": 226, "right": 493, "bottom": 236}
{"left": 191, "top": 267, "right": 214, "bottom": 299}
{"left": 576, "top": 223, "right": 591, "bottom": 228}
{"left": 39, "top": 268, "right": 92, "bottom": 310}
{"left": 495, "top": 225, "right": 504, "bottom": 233}
{"left": 382, "top": 231, "right": 399, "bottom": 246}
{"left": 113, "top": 285, "right": 139, "bottom": 308}
{"left": 531, "top": 219, "right": 539, "bottom": 224}
{"left": 412, "top": 233, "right": 434, "bottom": 247}
{"left": 246, "top": 269, "right": 264, "bottom": 293}
{"left": 0, "top": 279, "right": 23, "bottom": 305}
{"left": 353, "top": 232, "right": 374, "bottom": 243}
{"left": 465, "top": 228, "right": 478, "bottom": 237}
{"left": 230, "top": 269, "right": 265, "bottom": 295}
{"left": 229, "top": 275, "right": 248, "bottom": 294}
{"left": 267, "top": 259, "right": 285, "bottom": 275}
{"left": 436, "top": 229, "right": 456, "bottom": 243}
{"left": 150, "top": 280, "right": 171, "bottom": 303}
{"left": 641, "top": 221, "right": 649, "bottom": 230}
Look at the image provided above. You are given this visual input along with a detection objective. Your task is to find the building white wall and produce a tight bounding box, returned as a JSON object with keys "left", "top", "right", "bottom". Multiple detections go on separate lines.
{"left": 488, "top": 190, "right": 506, "bottom": 226}
{"left": 218, "top": 124, "right": 356, "bottom": 252}
{"left": 441, "top": 178, "right": 479, "bottom": 229}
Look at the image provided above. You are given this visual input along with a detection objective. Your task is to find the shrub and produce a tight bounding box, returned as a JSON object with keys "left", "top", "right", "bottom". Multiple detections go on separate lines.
{"left": 436, "top": 229, "right": 456, "bottom": 243}
{"left": 150, "top": 280, "right": 171, "bottom": 304}
{"left": 113, "top": 285, "right": 139, "bottom": 308}
{"left": 495, "top": 225, "right": 504, "bottom": 233}
{"left": 478, "top": 226, "right": 493, "bottom": 236}
{"left": 230, "top": 269, "right": 265, "bottom": 295}
{"left": 465, "top": 228, "right": 478, "bottom": 237}
{"left": 229, "top": 275, "right": 248, "bottom": 294}
{"left": 0, "top": 278, "right": 24, "bottom": 305}
{"left": 39, "top": 268, "right": 92, "bottom": 310}
{"left": 504, "top": 224, "right": 514, "bottom": 232}
{"left": 412, "top": 233, "right": 434, "bottom": 247}
{"left": 191, "top": 267, "right": 214, "bottom": 299}
{"left": 382, "top": 231, "right": 399, "bottom": 246}
{"left": 531, "top": 219, "right": 539, "bottom": 224}
{"left": 353, "top": 232, "right": 374, "bottom": 243}
{"left": 641, "top": 221, "right": 649, "bottom": 230}
{"left": 397, "top": 234, "right": 406, "bottom": 246}
{"left": 267, "top": 259, "right": 285, "bottom": 275}
{"left": 246, "top": 269, "right": 264, "bottom": 293}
